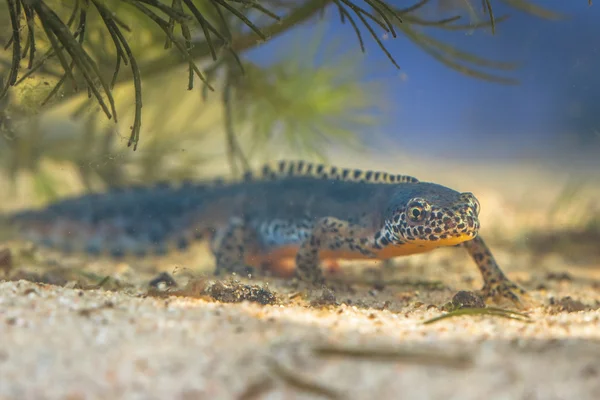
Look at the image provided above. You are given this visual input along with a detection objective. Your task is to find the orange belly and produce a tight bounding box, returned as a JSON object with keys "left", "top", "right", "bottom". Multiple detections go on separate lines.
{"left": 245, "top": 234, "right": 472, "bottom": 277}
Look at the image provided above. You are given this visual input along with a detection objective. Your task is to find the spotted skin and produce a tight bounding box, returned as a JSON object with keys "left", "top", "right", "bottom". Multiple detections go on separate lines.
{"left": 4, "top": 160, "right": 527, "bottom": 305}
{"left": 212, "top": 217, "right": 255, "bottom": 277}
{"left": 462, "top": 236, "right": 527, "bottom": 305}
{"left": 295, "top": 217, "right": 377, "bottom": 284}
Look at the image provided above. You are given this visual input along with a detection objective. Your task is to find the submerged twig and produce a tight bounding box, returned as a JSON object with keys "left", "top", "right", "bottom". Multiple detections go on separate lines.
{"left": 223, "top": 69, "right": 250, "bottom": 176}
{"left": 91, "top": 0, "right": 143, "bottom": 149}
{"left": 31, "top": 0, "right": 117, "bottom": 121}
{"left": 182, "top": 0, "right": 227, "bottom": 61}
{"left": 42, "top": 1, "right": 91, "bottom": 106}
{"left": 169, "top": 0, "right": 194, "bottom": 88}
{"left": 123, "top": 0, "right": 213, "bottom": 90}
{"left": 335, "top": 1, "right": 365, "bottom": 52}
{"left": 212, "top": 0, "right": 269, "bottom": 40}
{"left": 423, "top": 307, "right": 532, "bottom": 325}
{"left": 335, "top": 0, "right": 402, "bottom": 69}
{"left": 312, "top": 343, "right": 473, "bottom": 368}
{"left": 482, "top": 0, "right": 496, "bottom": 34}
{"left": 1, "top": 0, "right": 22, "bottom": 99}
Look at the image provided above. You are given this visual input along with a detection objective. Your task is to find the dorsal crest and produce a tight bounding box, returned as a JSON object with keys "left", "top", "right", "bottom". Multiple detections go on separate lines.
{"left": 243, "top": 160, "right": 419, "bottom": 184}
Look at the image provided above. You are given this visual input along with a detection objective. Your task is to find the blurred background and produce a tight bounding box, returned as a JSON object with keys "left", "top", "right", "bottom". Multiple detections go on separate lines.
{"left": 0, "top": 0, "right": 599, "bottom": 268}
{"left": 249, "top": 0, "right": 600, "bottom": 166}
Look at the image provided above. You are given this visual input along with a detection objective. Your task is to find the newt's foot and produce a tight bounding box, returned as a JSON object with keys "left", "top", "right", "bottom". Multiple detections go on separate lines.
{"left": 478, "top": 278, "right": 529, "bottom": 308}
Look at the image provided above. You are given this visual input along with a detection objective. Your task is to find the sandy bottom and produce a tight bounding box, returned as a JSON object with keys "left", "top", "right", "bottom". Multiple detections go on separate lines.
{"left": 1, "top": 243, "right": 599, "bottom": 400}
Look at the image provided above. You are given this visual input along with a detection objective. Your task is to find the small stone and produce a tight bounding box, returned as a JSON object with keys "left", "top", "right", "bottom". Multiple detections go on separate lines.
{"left": 451, "top": 290, "right": 485, "bottom": 309}
{"left": 555, "top": 296, "right": 588, "bottom": 313}
{"left": 207, "top": 281, "right": 277, "bottom": 305}
{"left": 546, "top": 271, "right": 573, "bottom": 282}
{"left": 149, "top": 272, "right": 177, "bottom": 289}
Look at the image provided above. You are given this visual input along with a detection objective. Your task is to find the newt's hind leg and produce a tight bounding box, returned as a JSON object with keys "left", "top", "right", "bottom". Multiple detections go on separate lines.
{"left": 295, "top": 217, "right": 375, "bottom": 285}
{"left": 212, "top": 217, "right": 257, "bottom": 277}
{"left": 462, "top": 236, "right": 528, "bottom": 306}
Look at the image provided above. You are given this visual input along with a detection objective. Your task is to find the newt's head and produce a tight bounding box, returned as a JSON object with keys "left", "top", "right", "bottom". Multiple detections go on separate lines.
{"left": 383, "top": 183, "right": 480, "bottom": 247}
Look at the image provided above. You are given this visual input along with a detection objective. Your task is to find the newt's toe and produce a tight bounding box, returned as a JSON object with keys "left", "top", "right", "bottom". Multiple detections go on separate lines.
{"left": 479, "top": 279, "right": 531, "bottom": 309}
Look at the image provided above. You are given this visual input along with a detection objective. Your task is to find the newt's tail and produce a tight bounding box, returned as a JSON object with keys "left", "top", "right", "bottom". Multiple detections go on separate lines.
{"left": 1, "top": 182, "right": 226, "bottom": 259}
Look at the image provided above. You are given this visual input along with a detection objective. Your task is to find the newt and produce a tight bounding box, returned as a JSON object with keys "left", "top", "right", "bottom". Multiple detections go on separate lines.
{"left": 3, "top": 160, "right": 527, "bottom": 305}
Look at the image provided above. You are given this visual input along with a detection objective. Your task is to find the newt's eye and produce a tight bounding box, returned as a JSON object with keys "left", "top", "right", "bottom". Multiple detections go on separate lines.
{"left": 406, "top": 198, "right": 429, "bottom": 222}
{"left": 410, "top": 207, "right": 423, "bottom": 220}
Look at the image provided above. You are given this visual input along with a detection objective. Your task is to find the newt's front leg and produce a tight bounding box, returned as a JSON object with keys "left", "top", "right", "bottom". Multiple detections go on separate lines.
{"left": 463, "top": 235, "right": 528, "bottom": 306}
{"left": 295, "top": 217, "right": 376, "bottom": 285}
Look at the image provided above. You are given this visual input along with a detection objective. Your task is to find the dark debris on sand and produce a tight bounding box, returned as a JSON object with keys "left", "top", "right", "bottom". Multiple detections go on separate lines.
{"left": 206, "top": 280, "right": 278, "bottom": 305}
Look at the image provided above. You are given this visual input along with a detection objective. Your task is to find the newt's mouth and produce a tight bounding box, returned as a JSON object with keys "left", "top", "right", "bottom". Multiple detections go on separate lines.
{"left": 411, "top": 232, "right": 475, "bottom": 247}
